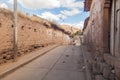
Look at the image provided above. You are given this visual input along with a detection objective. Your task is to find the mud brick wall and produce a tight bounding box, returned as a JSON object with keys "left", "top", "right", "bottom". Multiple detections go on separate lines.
{"left": 83, "top": 0, "right": 106, "bottom": 53}
{"left": 0, "top": 9, "right": 71, "bottom": 64}
{"left": 83, "top": 0, "right": 118, "bottom": 80}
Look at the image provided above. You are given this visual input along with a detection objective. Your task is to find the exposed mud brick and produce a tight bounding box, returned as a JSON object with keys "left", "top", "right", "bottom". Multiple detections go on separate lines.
{"left": 0, "top": 59, "right": 4, "bottom": 64}
{"left": 17, "top": 51, "right": 21, "bottom": 56}
{"left": 2, "top": 54, "right": 7, "bottom": 59}
{"left": 3, "top": 59, "right": 7, "bottom": 63}
{"left": 6, "top": 55, "right": 12, "bottom": 60}
{"left": 0, "top": 56, "right": 3, "bottom": 60}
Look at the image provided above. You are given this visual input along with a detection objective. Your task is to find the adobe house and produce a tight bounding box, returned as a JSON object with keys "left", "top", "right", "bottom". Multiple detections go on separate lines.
{"left": 83, "top": 0, "right": 120, "bottom": 80}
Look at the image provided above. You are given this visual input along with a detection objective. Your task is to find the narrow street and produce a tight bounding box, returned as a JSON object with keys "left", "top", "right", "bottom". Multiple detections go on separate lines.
{"left": 1, "top": 0, "right": 119, "bottom": 80}
{"left": 2, "top": 45, "right": 86, "bottom": 80}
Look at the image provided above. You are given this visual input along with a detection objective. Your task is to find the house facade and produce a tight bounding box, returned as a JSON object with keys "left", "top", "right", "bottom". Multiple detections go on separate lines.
{"left": 83, "top": 0, "right": 120, "bottom": 80}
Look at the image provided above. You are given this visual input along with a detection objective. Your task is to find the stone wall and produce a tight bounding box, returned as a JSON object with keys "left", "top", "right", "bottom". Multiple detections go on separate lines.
{"left": 0, "top": 9, "right": 71, "bottom": 64}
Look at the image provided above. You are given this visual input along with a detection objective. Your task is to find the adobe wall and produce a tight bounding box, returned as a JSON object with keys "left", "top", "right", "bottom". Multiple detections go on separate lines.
{"left": 83, "top": 0, "right": 117, "bottom": 80}
{"left": 83, "top": 0, "right": 111, "bottom": 54}
{"left": 83, "top": 0, "right": 104, "bottom": 53}
{"left": 0, "top": 9, "right": 71, "bottom": 64}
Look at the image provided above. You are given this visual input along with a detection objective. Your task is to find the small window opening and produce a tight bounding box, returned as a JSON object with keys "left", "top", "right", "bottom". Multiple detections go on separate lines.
{"left": 34, "top": 29, "right": 37, "bottom": 32}
{"left": 0, "top": 23, "right": 1, "bottom": 27}
{"left": 21, "top": 26, "right": 24, "bottom": 30}
{"left": 11, "top": 24, "right": 14, "bottom": 28}
{"left": 29, "top": 27, "right": 31, "bottom": 29}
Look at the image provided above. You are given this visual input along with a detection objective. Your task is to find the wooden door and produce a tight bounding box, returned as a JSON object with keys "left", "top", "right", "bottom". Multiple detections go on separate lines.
{"left": 115, "top": 0, "right": 120, "bottom": 57}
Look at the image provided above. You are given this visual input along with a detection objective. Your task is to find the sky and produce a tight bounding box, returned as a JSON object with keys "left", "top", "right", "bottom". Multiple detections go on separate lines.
{"left": 0, "top": 0, "right": 89, "bottom": 29}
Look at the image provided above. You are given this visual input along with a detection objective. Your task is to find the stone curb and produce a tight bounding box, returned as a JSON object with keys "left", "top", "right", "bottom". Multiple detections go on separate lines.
{"left": 0, "top": 45, "right": 59, "bottom": 79}
{"left": 81, "top": 45, "right": 92, "bottom": 80}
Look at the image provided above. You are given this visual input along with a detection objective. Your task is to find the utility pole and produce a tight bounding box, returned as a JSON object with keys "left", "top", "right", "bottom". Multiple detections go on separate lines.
{"left": 13, "top": 0, "right": 18, "bottom": 61}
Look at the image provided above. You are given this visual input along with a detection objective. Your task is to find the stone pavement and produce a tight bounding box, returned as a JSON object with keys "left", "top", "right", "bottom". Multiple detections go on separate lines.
{"left": 1, "top": 45, "right": 86, "bottom": 80}
{"left": 0, "top": 45, "right": 58, "bottom": 79}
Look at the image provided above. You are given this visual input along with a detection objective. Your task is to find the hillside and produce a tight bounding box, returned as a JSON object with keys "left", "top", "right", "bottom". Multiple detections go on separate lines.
{"left": 59, "top": 24, "right": 80, "bottom": 35}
